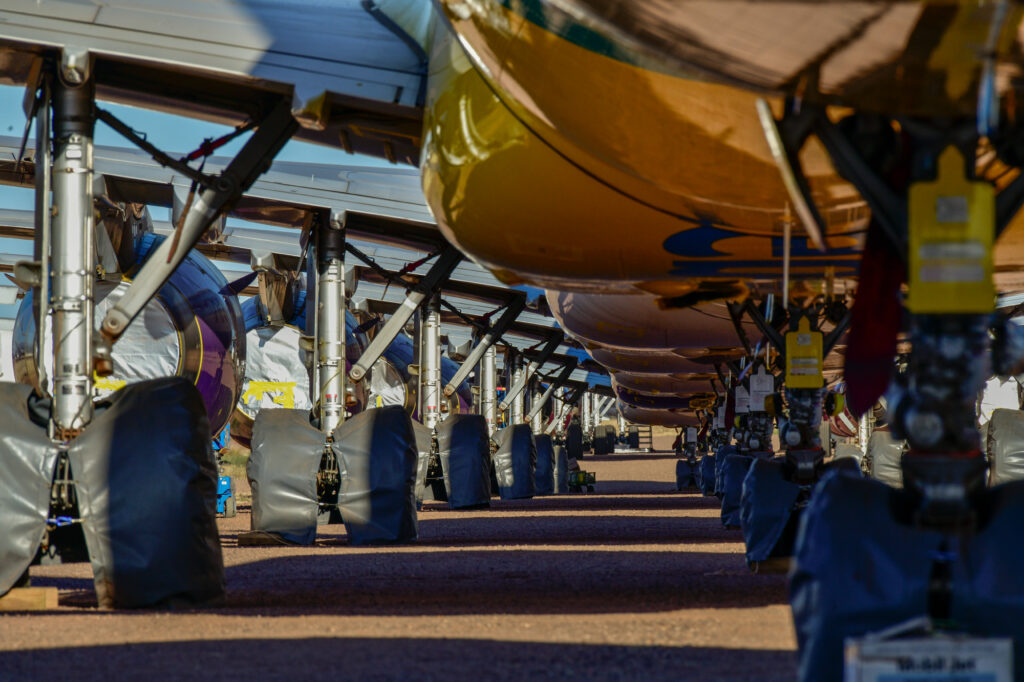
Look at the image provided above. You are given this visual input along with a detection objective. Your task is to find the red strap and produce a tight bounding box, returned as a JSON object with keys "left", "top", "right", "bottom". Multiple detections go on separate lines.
{"left": 724, "top": 378, "right": 737, "bottom": 427}
{"left": 845, "top": 219, "right": 904, "bottom": 416}
{"left": 398, "top": 251, "right": 438, "bottom": 276}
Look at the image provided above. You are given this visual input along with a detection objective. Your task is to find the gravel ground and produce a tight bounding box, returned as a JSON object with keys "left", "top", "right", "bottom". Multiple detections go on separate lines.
{"left": 0, "top": 451, "right": 797, "bottom": 681}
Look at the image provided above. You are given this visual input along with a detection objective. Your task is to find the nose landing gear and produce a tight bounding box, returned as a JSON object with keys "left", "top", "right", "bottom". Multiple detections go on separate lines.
{"left": 763, "top": 101, "right": 1024, "bottom": 679}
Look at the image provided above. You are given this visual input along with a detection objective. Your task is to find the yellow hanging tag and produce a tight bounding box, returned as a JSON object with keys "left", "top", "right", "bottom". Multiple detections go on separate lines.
{"left": 785, "top": 316, "right": 824, "bottom": 389}
{"left": 907, "top": 145, "right": 995, "bottom": 314}
{"left": 830, "top": 393, "right": 846, "bottom": 418}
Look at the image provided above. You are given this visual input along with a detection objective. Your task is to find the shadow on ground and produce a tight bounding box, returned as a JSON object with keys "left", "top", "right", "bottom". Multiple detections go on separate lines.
{"left": 32, "top": 545, "right": 784, "bottom": 616}
{"left": 410, "top": 513, "right": 738, "bottom": 547}
{"left": 216, "top": 545, "right": 784, "bottom": 615}
{"left": 0, "top": 637, "right": 797, "bottom": 682}
{"left": 421, "top": 491, "right": 719, "bottom": 514}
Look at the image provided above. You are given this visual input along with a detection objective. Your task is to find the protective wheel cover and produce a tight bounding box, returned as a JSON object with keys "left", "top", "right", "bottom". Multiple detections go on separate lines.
{"left": 70, "top": 378, "right": 224, "bottom": 608}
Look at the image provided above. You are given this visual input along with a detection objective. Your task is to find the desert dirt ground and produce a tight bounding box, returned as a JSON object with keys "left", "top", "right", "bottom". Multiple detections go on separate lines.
{"left": 0, "top": 450, "right": 797, "bottom": 681}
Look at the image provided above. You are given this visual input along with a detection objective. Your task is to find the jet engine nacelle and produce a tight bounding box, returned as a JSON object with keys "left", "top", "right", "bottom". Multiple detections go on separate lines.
{"left": 619, "top": 403, "right": 699, "bottom": 427}
{"left": 547, "top": 290, "right": 754, "bottom": 353}
{"left": 589, "top": 346, "right": 714, "bottom": 374}
{"left": 12, "top": 223, "right": 245, "bottom": 438}
{"left": 610, "top": 371, "right": 716, "bottom": 396}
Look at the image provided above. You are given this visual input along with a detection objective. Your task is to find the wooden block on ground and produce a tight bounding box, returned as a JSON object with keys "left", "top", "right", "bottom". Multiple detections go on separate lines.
{"left": 0, "top": 587, "right": 59, "bottom": 611}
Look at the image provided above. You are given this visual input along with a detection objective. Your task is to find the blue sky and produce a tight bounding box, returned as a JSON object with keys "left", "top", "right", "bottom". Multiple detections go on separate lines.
{"left": 0, "top": 83, "right": 394, "bottom": 212}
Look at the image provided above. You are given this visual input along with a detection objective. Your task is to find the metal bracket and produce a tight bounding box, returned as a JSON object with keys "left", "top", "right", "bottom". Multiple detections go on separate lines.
{"left": 498, "top": 330, "right": 564, "bottom": 411}
{"left": 823, "top": 309, "right": 851, "bottom": 356}
{"left": 32, "top": 68, "right": 52, "bottom": 397}
{"left": 348, "top": 245, "right": 463, "bottom": 382}
{"left": 726, "top": 301, "right": 754, "bottom": 357}
{"left": 813, "top": 114, "right": 908, "bottom": 257}
{"left": 444, "top": 293, "right": 527, "bottom": 395}
{"left": 525, "top": 359, "right": 577, "bottom": 422}
{"left": 755, "top": 98, "right": 827, "bottom": 252}
{"left": 740, "top": 300, "right": 786, "bottom": 354}
{"left": 100, "top": 98, "right": 298, "bottom": 341}
{"left": 593, "top": 395, "right": 614, "bottom": 422}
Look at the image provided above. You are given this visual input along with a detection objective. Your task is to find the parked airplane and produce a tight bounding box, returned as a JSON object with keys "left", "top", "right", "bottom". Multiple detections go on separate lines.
{"left": 3, "top": 4, "right": 1024, "bottom": 677}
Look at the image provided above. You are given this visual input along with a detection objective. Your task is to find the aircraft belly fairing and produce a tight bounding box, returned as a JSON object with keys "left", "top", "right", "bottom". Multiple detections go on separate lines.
{"left": 422, "top": 0, "right": 867, "bottom": 293}
{"left": 610, "top": 371, "right": 716, "bottom": 397}
{"left": 540, "top": 1, "right": 1024, "bottom": 119}
{"left": 588, "top": 347, "right": 717, "bottom": 375}
{"left": 619, "top": 403, "right": 699, "bottom": 428}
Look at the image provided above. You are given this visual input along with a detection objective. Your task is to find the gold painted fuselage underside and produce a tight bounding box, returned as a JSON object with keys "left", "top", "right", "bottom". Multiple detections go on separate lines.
{"left": 420, "top": 0, "right": 1024, "bottom": 295}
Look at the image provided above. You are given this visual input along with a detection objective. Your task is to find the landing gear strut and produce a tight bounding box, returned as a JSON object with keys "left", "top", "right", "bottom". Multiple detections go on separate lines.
{"left": 0, "top": 48, "right": 298, "bottom": 605}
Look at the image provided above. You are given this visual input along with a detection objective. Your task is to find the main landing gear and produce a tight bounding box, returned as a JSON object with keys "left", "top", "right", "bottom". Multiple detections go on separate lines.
{"left": 0, "top": 51, "right": 296, "bottom": 607}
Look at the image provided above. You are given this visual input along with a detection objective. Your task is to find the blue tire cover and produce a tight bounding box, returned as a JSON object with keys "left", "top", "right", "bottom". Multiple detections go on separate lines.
{"left": 791, "top": 469, "right": 1024, "bottom": 681}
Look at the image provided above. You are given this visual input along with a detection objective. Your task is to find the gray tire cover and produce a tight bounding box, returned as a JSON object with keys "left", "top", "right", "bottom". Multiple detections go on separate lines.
{"left": 739, "top": 457, "right": 801, "bottom": 564}
{"left": 436, "top": 414, "right": 491, "bottom": 508}
{"left": 0, "top": 383, "right": 58, "bottom": 597}
{"left": 411, "top": 420, "right": 436, "bottom": 503}
{"left": 986, "top": 408, "right": 1024, "bottom": 485}
{"left": 494, "top": 425, "right": 536, "bottom": 499}
{"left": 247, "top": 408, "right": 323, "bottom": 545}
{"left": 676, "top": 459, "right": 696, "bottom": 490}
{"left": 564, "top": 423, "right": 583, "bottom": 460}
{"left": 553, "top": 444, "right": 569, "bottom": 493}
{"left": 720, "top": 454, "right": 753, "bottom": 528}
{"left": 332, "top": 406, "right": 418, "bottom": 544}
{"left": 533, "top": 434, "right": 556, "bottom": 496}
{"left": 868, "top": 431, "right": 904, "bottom": 488}
{"left": 71, "top": 378, "right": 224, "bottom": 608}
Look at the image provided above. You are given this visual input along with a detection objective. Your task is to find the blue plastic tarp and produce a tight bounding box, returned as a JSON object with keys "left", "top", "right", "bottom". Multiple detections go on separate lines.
{"left": 739, "top": 458, "right": 801, "bottom": 563}
{"left": 721, "top": 454, "right": 754, "bottom": 528}
{"left": 698, "top": 454, "right": 717, "bottom": 496}
{"left": 790, "top": 470, "right": 1024, "bottom": 681}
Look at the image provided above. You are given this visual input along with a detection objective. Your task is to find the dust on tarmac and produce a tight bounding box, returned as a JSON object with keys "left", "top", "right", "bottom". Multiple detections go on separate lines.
{"left": 0, "top": 452, "right": 797, "bottom": 681}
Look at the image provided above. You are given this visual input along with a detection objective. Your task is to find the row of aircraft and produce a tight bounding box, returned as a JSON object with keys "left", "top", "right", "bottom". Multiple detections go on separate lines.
{"left": 2, "top": 1, "right": 1024, "bottom": 679}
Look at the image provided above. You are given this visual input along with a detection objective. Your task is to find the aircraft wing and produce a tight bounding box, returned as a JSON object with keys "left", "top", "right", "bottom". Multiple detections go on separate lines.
{"left": 0, "top": 0, "right": 429, "bottom": 163}
{"left": 0, "top": 134, "right": 434, "bottom": 240}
